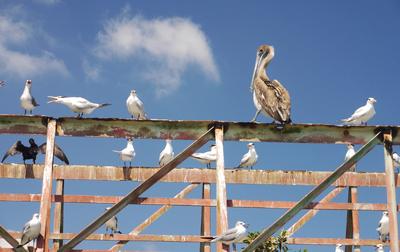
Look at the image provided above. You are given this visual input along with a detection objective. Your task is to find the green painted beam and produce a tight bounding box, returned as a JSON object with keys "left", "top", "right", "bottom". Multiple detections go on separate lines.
{"left": 242, "top": 132, "right": 382, "bottom": 252}
{"left": 0, "top": 114, "right": 398, "bottom": 144}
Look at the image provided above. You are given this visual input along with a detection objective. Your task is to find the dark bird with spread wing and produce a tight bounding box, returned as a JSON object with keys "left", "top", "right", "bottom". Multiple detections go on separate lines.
{"left": 1, "top": 138, "right": 69, "bottom": 164}
{"left": 250, "top": 44, "right": 291, "bottom": 124}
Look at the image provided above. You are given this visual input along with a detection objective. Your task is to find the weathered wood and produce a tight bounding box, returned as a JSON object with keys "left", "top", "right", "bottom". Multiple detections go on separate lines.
{"left": 200, "top": 183, "right": 211, "bottom": 252}
{"left": 37, "top": 119, "right": 57, "bottom": 252}
{"left": 53, "top": 179, "right": 64, "bottom": 249}
{"left": 1, "top": 115, "right": 400, "bottom": 144}
{"left": 242, "top": 132, "right": 382, "bottom": 252}
{"left": 383, "top": 133, "right": 399, "bottom": 252}
{"left": 345, "top": 186, "right": 360, "bottom": 252}
{"left": 110, "top": 183, "right": 199, "bottom": 251}
{"left": 286, "top": 238, "right": 393, "bottom": 246}
{"left": 58, "top": 127, "right": 214, "bottom": 252}
{"left": 287, "top": 187, "right": 345, "bottom": 236}
{"left": 215, "top": 127, "right": 229, "bottom": 252}
{"left": 0, "top": 226, "right": 27, "bottom": 252}
{"left": 2, "top": 164, "right": 399, "bottom": 187}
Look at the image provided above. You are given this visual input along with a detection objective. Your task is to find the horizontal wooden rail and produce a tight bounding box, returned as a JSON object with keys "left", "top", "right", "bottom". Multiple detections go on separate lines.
{"left": 0, "top": 114, "right": 399, "bottom": 144}
{"left": 0, "top": 165, "right": 397, "bottom": 187}
{"left": 0, "top": 193, "right": 397, "bottom": 211}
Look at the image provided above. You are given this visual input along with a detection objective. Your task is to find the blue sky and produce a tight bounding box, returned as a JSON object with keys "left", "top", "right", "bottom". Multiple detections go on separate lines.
{"left": 0, "top": 0, "right": 399, "bottom": 251}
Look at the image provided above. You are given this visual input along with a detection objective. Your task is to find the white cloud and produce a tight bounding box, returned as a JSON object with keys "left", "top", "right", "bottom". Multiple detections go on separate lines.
{"left": 0, "top": 12, "right": 68, "bottom": 78}
{"left": 82, "top": 59, "right": 101, "bottom": 81}
{"left": 33, "top": 0, "right": 61, "bottom": 5}
{"left": 94, "top": 12, "right": 219, "bottom": 96}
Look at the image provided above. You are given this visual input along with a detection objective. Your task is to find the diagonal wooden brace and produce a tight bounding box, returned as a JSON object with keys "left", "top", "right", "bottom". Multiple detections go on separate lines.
{"left": 0, "top": 225, "right": 28, "bottom": 252}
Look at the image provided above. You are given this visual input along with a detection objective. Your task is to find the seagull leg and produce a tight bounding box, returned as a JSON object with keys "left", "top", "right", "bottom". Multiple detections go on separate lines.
{"left": 233, "top": 243, "right": 237, "bottom": 252}
{"left": 251, "top": 110, "right": 261, "bottom": 122}
{"left": 123, "top": 162, "right": 126, "bottom": 168}
{"left": 129, "top": 161, "right": 132, "bottom": 168}
{"left": 24, "top": 110, "right": 26, "bottom": 115}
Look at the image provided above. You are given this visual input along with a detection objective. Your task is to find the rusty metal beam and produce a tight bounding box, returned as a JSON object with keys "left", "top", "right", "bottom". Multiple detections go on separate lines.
{"left": 200, "top": 183, "right": 211, "bottom": 252}
{"left": 242, "top": 132, "right": 382, "bottom": 252}
{"left": 53, "top": 179, "right": 64, "bottom": 250}
{"left": 37, "top": 119, "right": 56, "bottom": 252}
{"left": 287, "top": 186, "right": 345, "bottom": 236}
{"left": 0, "top": 226, "right": 27, "bottom": 252}
{"left": 1, "top": 114, "right": 400, "bottom": 144}
{"left": 383, "top": 132, "right": 399, "bottom": 252}
{"left": 1, "top": 193, "right": 398, "bottom": 211}
{"left": 110, "top": 183, "right": 199, "bottom": 251}
{"left": 58, "top": 127, "right": 214, "bottom": 252}
{"left": 2, "top": 164, "right": 398, "bottom": 187}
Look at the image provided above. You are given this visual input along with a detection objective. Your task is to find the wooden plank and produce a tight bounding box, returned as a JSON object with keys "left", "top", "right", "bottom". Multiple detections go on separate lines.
{"left": 200, "top": 183, "right": 211, "bottom": 252}
{"left": 242, "top": 132, "right": 382, "bottom": 252}
{"left": 37, "top": 119, "right": 57, "bottom": 252}
{"left": 0, "top": 193, "right": 398, "bottom": 211}
{"left": 286, "top": 238, "right": 394, "bottom": 246}
{"left": 110, "top": 183, "right": 199, "bottom": 251}
{"left": 287, "top": 187, "right": 345, "bottom": 236}
{"left": 215, "top": 127, "right": 229, "bottom": 252}
{"left": 0, "top": 226, "right": 27, "bottom": 252}
{"left": 58, "top": 127, "right": 214, "bottom": 252}
{"left": 53, "top": 179, "right": 64, "bottom": 249}
{"left": 1, "top": 164, "right": 399, "bottom": 187}
{"left": 383, "top": 133, "right": 399, "bottom": 252}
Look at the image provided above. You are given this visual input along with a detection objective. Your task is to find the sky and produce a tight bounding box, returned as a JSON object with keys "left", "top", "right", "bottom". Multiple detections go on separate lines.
{"left": 0, "top": 0, "right": 400, "bottom": 251}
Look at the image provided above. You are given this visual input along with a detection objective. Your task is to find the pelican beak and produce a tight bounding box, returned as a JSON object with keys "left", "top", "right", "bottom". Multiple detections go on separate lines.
{"left": 250, "top": 52, "right": 263, "bottom": 92}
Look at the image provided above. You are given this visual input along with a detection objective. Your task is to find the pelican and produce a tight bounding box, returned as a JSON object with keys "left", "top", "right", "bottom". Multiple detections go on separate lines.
{"left": 250, "top": 45, "right": 291, "bottom": 124}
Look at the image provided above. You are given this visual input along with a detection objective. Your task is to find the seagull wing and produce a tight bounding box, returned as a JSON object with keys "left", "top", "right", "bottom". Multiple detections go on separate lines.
{"left": 349, "top": 105, "right": 368, "bottom": 120}
{"left": 39, "top": 143, "right": 70, "bottom": 164}
{"left": 32, "top": 97, "right": 39, "bottom": 106}
{"left": 20, "top": 221, "right": 32, "bottom": 245}
{"left": 238, "top": 152, "right": 250, "bottom": 167}
{"left": 1, "top": 141, "right": 22, "bottom": 163}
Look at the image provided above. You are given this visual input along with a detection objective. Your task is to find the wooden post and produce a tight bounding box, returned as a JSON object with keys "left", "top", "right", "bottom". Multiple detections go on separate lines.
{"left": 200, "top": 183, "right": 211, "bottom": 252}
{"left": 383, "top": 132, "right": 399, "bottom": 252}
{"left": 37, "top": 119, "right": 57, "bottom": 252}
{"left": 345, "top": 186, "right": 360, "bottom": 252}
{"left": 215, "top": 126, "right": 229, "bottom": 252}
{"left": 53, "top": 179, "right": 64, "bottom": 249}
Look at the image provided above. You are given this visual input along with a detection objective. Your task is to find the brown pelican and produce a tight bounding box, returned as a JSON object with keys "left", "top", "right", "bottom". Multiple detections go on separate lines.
{"left": 250, "top": 45, "right": 291, "bottom": 124}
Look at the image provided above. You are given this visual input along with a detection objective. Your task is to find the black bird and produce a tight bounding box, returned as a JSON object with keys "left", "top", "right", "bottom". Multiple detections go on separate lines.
{"left": 1, "top": 138, "right": 70, "bottom": 164}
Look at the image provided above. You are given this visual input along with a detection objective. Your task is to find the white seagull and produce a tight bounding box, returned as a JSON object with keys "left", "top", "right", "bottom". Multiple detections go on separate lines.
{"left": 47, "top": 96, "right": 111, "bottom": 118}
{"left": 392, "top": 152, "right": 400, "bottom": 173}
{"left": 344, "top": 144, "right": 356, "bottom": 171}
{"left": 126, "top": 90, "right": 147, "bottom": 120}
{"left": 104, "top": 207, "right": 122, "bottom": 236}
{"left": 113, "top": 138, "right": 135, "bottom": 167}
{"left": 375, "top": 244, "right": 384, "bottom": 252}
{"left": 159, "top": 139, "right": 174, "bottom": 167}
{"left": 211, "top": 221, "right": 249, "bottom": 251}
{"left": 341, "top": 97, "right": 376, "bottom": 125}
{"left": 191, "top": 144, "right": 217, "bottom": 168}
{"left": 237, "top": 143, "right": 258, "bottom": 169}
{"left": 20, "top": 80, "right": 39, "bottom": 115}
{"left": 335, "top": 244, "right": 344, "bottom": 252}
{"left": 17, "top": 213, "right": 41, "bottom": 248}
{"left": 377, "top": 211, "right": 389, "bottom": 242}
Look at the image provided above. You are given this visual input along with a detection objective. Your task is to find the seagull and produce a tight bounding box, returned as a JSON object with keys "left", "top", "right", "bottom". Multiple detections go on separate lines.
{"left": 377, "top": 211, "right": 389, "bottom": 242}
{"left": 159, "top": 139, "right": 174, "bottom": 167}
{"left": 47, "top": 96, "right": 111, "bottom": 118}
{"left": 191, "top": 144, "right": 217, "bottom": 168}
{"left": 17, "top": 213, "right": 41, "bottom": 248}
{"left": 20, "top": 80, "right": 39, "bottom": 115}
{"left": 126, "top": 90, "right": 147, "bottom": 120}
{"left": 211, "top": 221, "right": 249, "bottom": 251}
{"left": 113, "top": 138, "right": 135, "bottom": 167}
{"left": 104, "top": 207, "right": 122, "bottom": 236}
{"left": 237, "top": 143, "right": 258, "bottom": 169}
{"left": 344, "top": 144, "right": 356, "bottom": 171}
{"left": 1, "top": 138, "right": 69, "bottom": 164}
{"left": 335, "top": 244, "right": 344, "bottom": 252}
{"left": 250, "top": 44, "right": 291, "bottom": 124}
{"left": 0, "top": 80, "right": 5, "bottom": 87}
{"left": 375, "top": 244, "right": 384, "bottom": 252}
{"left": 392, "top": 152, "right": 400, "bottom": 173}
{"left": 341, "top": 98, "right": 376, "bottom": 125}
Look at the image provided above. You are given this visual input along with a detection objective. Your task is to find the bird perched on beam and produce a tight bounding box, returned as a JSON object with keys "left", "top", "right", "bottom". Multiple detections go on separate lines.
{"left": 335, "top": 244, "right": 344, "bottom": 252}
{"left": 237, "top": 143, "right": 258, "bottom": 169}
{"left": 1, "top": 138, "right": 70, "bottom": 164}
{"left": 377, "top": 211, "right": 389, "bottom": 242}
{"left": 126, "top": 90, "right": 147, "bottom": 120}
{"left": 344, "top": 144, "right": 356, "bottom": 171}
{"left": 191, "top": 144, "right": 217, "bottom": 168}
{"left": 159, "top": 139, "right": 174, "bottom": 167}
{"left": 47, "top": 96, "right": 111, "bottom": 118}
{"left": 104, "top": 207, "right": 122, "bottom": 236}
{"left": 375, "top": 244, "right": 384, "bottom": 252}
{"left": 20, "top": 80, "right": 39, "bottom": 115}
{"left": 211, "top": 221, "right": 249, "bottom": 251}
{"left": 250, "top": 44, "right": 291, "bottom": 124}
{"left": 341, "top": 98, "right": 376, "bottom": 125}
{"left": 17, "top": 213, "right": 41, "bottom": 248}
{"left": 392, "top": 152, "right": 400, "bottom": 173}
{"left": 113, "top": 138, "right": 135, "bottom": 167}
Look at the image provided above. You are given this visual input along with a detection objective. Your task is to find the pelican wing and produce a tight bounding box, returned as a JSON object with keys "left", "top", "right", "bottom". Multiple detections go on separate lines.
{"left": 39, "top": 143, "right": 70, "bottom": 164}
{"left": 255, "top": 79, "right": 291, "bottom": 123}
{"left": 1, "top": 141, "right": 23, "bottom": 163}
